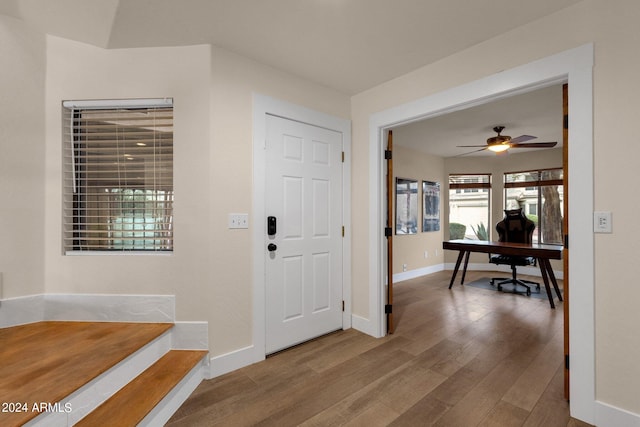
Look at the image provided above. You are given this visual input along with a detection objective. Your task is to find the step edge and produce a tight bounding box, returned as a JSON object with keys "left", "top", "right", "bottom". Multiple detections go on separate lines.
{"left": 24, "top": 328, "right": 174, "bottom": 427}
{"left": 76, "top": 350, "right": 207, "bottom": 426}
{"left": 138, "top": 351, "right": 208, "bottom": 427}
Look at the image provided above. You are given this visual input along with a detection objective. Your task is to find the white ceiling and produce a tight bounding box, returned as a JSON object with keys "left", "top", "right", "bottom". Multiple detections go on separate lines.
{"left": 392, "top": 83, "right": 564, "bottom": 158}
{"left": 3, "top": 0, "right": 581, "bottom": 95}
{"left": 1, "top": 1, "right": 574, "bottom": 156}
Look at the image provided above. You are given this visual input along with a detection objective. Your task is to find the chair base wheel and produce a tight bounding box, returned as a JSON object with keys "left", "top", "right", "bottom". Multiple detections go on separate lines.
{"left": 492, "top": 278, "right": 540, "bottom": 297}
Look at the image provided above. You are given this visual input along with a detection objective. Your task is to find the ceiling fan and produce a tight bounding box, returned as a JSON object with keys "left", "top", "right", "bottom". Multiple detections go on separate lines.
{"left": 457, "top": 126, "right": 557, "bottom": 155}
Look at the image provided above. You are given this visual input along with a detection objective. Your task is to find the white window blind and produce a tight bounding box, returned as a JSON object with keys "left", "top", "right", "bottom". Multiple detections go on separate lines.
{"left": 62, "top": 99, "right": 174, "bottom": 252}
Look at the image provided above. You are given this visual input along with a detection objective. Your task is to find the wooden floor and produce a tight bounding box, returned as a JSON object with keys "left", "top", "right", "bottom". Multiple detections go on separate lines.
{"left": 75, "top": 349, "right": 208, "bottom": 427}
{"left": 0, "top": 321, "right": 173, "bottom": 426}
{"left": 168, "top": 271, "right": 593, "bottom": 427}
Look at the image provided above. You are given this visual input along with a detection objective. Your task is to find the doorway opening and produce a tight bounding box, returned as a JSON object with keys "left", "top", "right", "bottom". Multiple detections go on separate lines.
{"left": 251, "top": 94, "right": 352, "bottom": 362}
{"left": 368, "top": 45, "right": 594, "bottom": 423}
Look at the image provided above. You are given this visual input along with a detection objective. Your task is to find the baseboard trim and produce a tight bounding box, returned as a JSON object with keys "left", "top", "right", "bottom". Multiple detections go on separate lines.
{"left": 207, "top": 312, "right": 383, "bottom": 380}
{"left": 444, "top": 262, "right": 564, "bottom": 280}
{"left": 351, "top": 313, "right": 379, "bottom": 337}
{"left": 0, "top": 293, "right": 176, "bottom": 328}
{"left": 172, "top": 321, "right": 209, "bottom": 351}
{"left": 0, "top": 294, "right": 44, "bottom": 327}
{"left": 208, "top": 345, "right": 263, "bottom": 380}
{"left": 44, "top": 293, "right": 175, "bottom": 323}
{"left": 596, "top": 400, "right": 640, "bottom": 427}
{"left": 393, "top": 264, "right": 444, "bottom": 283}
{"left": 387, "top": 263, "right": 564, "bottom": 285}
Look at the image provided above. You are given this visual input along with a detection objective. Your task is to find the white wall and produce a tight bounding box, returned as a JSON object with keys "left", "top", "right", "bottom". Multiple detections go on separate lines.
{"left": 207, "top": 46, "right": 350, "bottom": 355}
{"left": 43, "top": 36, "right": 350, "bottom": 359}
{"left": 44, "top": 38, "right": 213, "bottom": 325}
{"left": 0, "top": 15, "right": 46, "bottom": 298}
{"left": 350, "top": 0, "right": 640, "bottom": 418}
{"left": 391, "top": 144, "right": 445, "bottom": 274}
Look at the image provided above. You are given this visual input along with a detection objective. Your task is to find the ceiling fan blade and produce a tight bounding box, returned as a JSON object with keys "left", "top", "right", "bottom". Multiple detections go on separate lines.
{"left": 510, "top": 141, "right": 557, "bottom": 148}
{"left": 454, "top": 147, "right": 487, "bottom": 157}
{"left": 456, "top": 144, "right": 491, "bottom": 148}
{"left": 509, "top": 135, "right": 537, "bottom": 144}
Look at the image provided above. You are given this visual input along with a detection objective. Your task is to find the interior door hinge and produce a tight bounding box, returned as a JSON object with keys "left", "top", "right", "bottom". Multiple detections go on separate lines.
{"left": 342, "top": 300, "right": 345, "bottom": 312}
{"left": 384, "top": 227, "right": 392, "bottom": 237}
{"left": 342, "top": 226, "right": 345, "bottom": 237}
{"left": 384, "top": 150, "right": 392, "bottom": 160}
{"left": 385, "top": 304, "right": 393, "bottom": 314}
{"left": 564, "top": 234, "right": 569, "bottom": 249}
{"left": 565, "top": 354, "right": 570, "bottom": 370}
{"left": 342, "top": 151, "right": 345, "bottom": 163}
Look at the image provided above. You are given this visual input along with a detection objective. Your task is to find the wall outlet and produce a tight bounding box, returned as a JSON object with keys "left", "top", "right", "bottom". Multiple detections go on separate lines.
{"left": 228, "top": 213, "right": 249, "bottom": 229}
{"left": 424, "top": 251, "right": 428, "bottom": 258}
{"left": 402, "top": 263, "right": 407, "bottom": 272}
{"left": 594, "top": 211, "right": 612, "bottom": 233}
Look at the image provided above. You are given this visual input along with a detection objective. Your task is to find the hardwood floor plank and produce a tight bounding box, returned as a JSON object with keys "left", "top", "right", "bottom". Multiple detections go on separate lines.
{"left": 168, "top": 271, "right": 592, "bottom": 427}
{"left": 304, "top": 352, "right": 449, "bottom": 425}
{"left": 502, "top": 327, "right": 564, "bottom": 411}
{"left": 523, "top": 364, "right": 572, "bottom": 427}
{"left": 375, "top": 367, "right": 449, "bottom": 414}
{"left": 303, "top": 330, "right": 391, "bottom": 373}
{"left": 387, "top": 395, "right": 450, "bottom": 426}
{"left": 251, "top": 351, "right": 414, "bottom": 426}
{"left": 0, "top": 321, "right": 173, "bottom": 427}
{"left": 478, "top": 400, "right": 529, "bottom": 427}
{"left": 156, "top": 364, "right": 257, "bottom": 422}
{"left": 433, "top": 310, "right": 564, "bottom": 426}
{"left": 342, "top": 401, "right": 400, "bottom": 426}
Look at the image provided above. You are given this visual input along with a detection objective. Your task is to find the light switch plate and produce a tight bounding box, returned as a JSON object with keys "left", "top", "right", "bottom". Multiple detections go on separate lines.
{"left": 229, "top": 213, "right": 249, "bottom": 229}
{"left": 594, "top": 211, "right": 612, "bottom": 233}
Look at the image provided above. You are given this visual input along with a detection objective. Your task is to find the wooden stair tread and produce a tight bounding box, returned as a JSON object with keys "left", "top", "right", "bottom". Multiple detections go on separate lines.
{"left": 0, "top": 321, "right": 173, "bottom": 427}
{"left": 76, "top": 350, "right": 208, "bottom": 427}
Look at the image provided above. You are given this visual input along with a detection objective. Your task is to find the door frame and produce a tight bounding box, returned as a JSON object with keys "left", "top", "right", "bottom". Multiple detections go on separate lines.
{"left": 252, "top": 94, "right": 352, "bottom": 359}
{"left": 367, "top": 44, "right": 595, "bottom": 423}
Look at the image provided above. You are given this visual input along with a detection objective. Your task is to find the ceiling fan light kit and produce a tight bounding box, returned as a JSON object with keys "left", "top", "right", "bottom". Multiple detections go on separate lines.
{"left": 456, "top": 125, "right": 557, "bottom": 156}
{"left": 487, "top": 143, "right": 510, "bottom": 153}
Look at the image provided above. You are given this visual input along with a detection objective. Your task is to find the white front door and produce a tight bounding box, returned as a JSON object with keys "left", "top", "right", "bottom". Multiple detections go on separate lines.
{"left": 265, "top": 114, "right": 343, "bottom": 354}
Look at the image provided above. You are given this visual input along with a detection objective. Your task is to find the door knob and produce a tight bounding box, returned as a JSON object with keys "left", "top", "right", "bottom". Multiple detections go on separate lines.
{"left": 267, "top": 243, "right": 277, "bottom": 252}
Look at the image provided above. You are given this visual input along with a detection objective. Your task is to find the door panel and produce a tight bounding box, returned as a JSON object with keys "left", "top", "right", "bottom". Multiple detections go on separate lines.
{"left": 562, "top": 83, "right": 570, "bottom": 400}
{"left": 265, "top": 115, "right": 343, "bottom": 354}
{"left": 386, "top": 130, "right": 394, "bottom": 333}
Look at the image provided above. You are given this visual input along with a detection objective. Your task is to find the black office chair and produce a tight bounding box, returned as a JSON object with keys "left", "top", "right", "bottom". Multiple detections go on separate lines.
{"left": 490, "top": 208, "right": 541, "bottom": 296}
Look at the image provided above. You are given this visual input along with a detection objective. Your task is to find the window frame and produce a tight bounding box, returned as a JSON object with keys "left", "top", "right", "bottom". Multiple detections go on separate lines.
{"left": 503, "top": 167, "right": 563, "bottom": 244}
{"left": 448, "top": 173, "right": 492, "bottom": 240}
{"left": 62, "top": 98, "right": 174, "bottom": 254}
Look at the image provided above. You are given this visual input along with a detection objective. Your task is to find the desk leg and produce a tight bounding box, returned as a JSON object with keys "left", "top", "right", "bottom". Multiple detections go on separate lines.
{"left": 449, "top": 250, "right": 465, "bottom": 289}
{"left": 538, "top": 259, "right": 555, "bottom": 309}
{"left": 542, "top": 259, "right": 563, "bottom": 302}
{"left": 460, "top": 250, "right": 471, "bottom": 285}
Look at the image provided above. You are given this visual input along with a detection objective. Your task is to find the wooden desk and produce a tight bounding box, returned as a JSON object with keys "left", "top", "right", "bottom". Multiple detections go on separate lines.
{"left": 442, "top": 239, "right": 564, "bottom": 308}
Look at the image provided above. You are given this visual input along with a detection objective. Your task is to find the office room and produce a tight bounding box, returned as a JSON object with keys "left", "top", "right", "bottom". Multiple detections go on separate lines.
{"left": 383, "top": 84, "right": 567, "bottom": 423}
{"left": 0, "top": 1, "right": 639, "bottom": 426}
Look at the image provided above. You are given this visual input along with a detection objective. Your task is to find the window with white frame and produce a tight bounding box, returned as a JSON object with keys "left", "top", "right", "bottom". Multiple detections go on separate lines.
{"left": 62, "top": 99, "right": 174, "bottom": 252}
{"left": 504, "top": 168, "right": 563, "bottom": 244}
{"left": 448, "top": 174, "right": 491, "bottom": 240}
